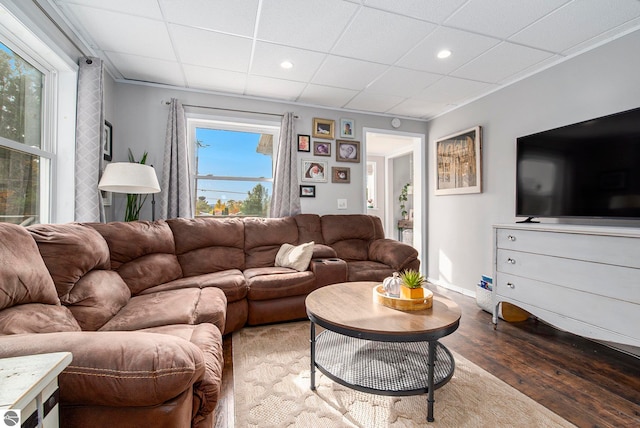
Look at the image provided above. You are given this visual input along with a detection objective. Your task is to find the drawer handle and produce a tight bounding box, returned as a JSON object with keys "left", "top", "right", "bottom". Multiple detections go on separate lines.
{"left": 507, "top": 235, "right": 516, "bottom": 241}
{"left": 506, "top": 258, "right": 516, "bottom": 264}
{"left": 507, "top": 282, "right": 515, "bottom": 289}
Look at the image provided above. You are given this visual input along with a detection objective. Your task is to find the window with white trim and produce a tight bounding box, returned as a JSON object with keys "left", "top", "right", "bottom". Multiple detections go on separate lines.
{"left": 0, "top": 39, "right": 49, "bottom": 225}
{"left": 188, "top": 118, "right": 279, "bottom": 217}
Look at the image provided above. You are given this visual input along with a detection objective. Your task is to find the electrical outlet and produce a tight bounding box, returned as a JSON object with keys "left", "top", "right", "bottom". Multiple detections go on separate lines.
{"left": 337, "top": 199, "right": 347, "bottom": 209}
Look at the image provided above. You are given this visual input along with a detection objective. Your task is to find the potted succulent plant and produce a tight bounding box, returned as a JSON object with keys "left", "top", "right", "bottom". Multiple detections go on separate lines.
{"left": 399, "top": 269, "right": 425, "bottom": 299}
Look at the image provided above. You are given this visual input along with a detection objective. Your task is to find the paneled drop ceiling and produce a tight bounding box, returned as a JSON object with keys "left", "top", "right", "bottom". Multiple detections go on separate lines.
{"left": 50, "top": 0, "right": 640, "bottom": 120}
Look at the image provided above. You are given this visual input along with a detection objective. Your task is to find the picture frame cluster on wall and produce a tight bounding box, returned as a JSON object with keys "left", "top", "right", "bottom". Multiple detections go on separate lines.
{"left": 299, "top": 118, "right": 361, "bottom": 197}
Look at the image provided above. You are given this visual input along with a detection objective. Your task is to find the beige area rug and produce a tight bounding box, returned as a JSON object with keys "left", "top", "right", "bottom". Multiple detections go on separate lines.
{"left": 233, "top": 321, "right": 575, "bottom": 427}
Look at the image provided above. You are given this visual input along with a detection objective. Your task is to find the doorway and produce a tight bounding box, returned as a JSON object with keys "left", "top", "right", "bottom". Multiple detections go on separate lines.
{"left": 363, "top": 128, "right": 425, "bottom": 269}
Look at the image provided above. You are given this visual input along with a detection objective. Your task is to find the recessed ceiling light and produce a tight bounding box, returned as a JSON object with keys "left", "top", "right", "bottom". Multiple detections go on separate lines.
{"left": 437, "top": 49, "right": 452, "bottom": 59}
{"left": 280, "top": 60, "right": 294, "bottom": 69}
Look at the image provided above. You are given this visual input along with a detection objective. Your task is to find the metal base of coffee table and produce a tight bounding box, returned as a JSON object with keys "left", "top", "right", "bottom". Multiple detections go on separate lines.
{"left": 310, "top": 325, "right": 455, "bottom": 422}
{"left": 306, "top": 282, "right": 461, "bottom": 422}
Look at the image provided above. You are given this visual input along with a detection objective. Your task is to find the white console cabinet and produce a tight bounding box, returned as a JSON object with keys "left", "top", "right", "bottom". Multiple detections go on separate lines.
{"left": 493, "top": 223, "right": 640, "bottom": 348}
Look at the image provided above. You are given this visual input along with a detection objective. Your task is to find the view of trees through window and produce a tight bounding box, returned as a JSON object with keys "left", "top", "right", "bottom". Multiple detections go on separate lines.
{"left": 193, "top": 125, "right": 276, "bottom": 218}
{"left": 0, "top": 41, "right": 44, "bottom": 225}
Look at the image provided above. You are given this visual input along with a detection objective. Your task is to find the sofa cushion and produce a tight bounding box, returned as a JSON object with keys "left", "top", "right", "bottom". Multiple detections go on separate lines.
{"left": 275, "top": 241, "right": 314, "bottom": 271}
{"left": 28, "top": 223, "right": 111, "bottom": 300}
{"left": 293, "top": 214, "right": 324, "bottom": 244}
{"left": 99, "top": 287, "right": 227, "bottom": 333}
{"left": 244, "top": 217, "right": 299, "bottom": 268}
{"left": 320, "top": 215, "right": 384, "bottom": 261}
{"left": 167, "top": 217, "right": 245, "bottom": 276}
{"left": 63, "top": 270, "right": 131, "bottom": 331}
{"left": 140, "top": 269, "right": 247, "bottom": 303}
{"left": 0, "top": 303, "right": 81, "bottom": 334}
{"left": 88, "top": 221, "right": 183, "bottom": 294}
{"left": 346, "top": 260, "right": 395, "bottom": 282}
{"left": 244, "top": 267, "right": 316, "bottom": 301}
{"left": 0, "top": 223, "right": 60, "bottom": 311}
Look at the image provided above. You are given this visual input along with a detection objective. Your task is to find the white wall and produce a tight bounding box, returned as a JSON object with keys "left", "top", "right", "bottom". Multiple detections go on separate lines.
{"left": 426, "top": 29, "right": 640, "bottom": 295}
{"left": 111, "top": 83, "right": 427, "bottom": 222}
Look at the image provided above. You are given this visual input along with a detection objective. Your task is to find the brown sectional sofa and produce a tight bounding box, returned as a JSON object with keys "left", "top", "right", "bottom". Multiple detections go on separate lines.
{"left": 0, "top": 214, "right": 418, "bottom": 427}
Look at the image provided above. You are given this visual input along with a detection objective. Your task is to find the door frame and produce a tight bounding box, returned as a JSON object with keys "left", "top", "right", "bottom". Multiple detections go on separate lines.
{"left": 363, "top": 127, "right": 426, "bottom": 273}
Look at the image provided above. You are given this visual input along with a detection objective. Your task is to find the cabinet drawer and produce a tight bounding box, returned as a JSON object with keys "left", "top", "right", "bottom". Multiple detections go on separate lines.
{"left": 496, "top": 249, "right": 640, "bottom": 304}
{"left": 496, "top": 228, "right": 640, "bottom": 269}
{"left": 495, "top": 273, "right": 639, "bottom": 342}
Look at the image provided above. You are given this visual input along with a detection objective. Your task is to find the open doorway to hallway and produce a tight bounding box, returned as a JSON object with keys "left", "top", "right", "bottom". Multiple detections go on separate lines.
{"left": 363, "top": 128, "right": 425, "bottom": 270}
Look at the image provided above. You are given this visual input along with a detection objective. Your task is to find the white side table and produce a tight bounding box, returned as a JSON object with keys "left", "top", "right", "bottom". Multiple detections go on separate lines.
{"left": 0, "top": 352, "right": 72, "bottom": 428}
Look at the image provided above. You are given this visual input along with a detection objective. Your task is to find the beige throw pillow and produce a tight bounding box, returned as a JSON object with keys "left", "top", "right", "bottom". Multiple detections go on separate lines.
{"left": 275, "top": 241, "right": 315, "bottom": 272}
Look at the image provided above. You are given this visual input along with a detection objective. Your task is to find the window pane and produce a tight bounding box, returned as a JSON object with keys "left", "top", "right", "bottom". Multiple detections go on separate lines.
{"left": 0, "top": 42, "right": 43, "bottom": 148}
{"left": 196, "top": 128, "right": 272, "bottom": 178}
{"left": 0, "top": 145, "right": 40, "bottom": 224}
{"left": 195, "top": 179, "right": 271, "bottom": 217}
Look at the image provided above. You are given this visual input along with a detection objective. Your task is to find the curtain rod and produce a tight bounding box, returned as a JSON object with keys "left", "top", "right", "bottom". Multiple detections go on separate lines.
{"left": 34, "top": 0, "right": 91, "bottom": 58}
{"left": 165, "top": 101, "right": 298, "bottom": 119}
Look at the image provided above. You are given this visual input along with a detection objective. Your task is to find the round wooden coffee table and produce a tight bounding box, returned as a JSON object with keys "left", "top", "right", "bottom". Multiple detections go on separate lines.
{"left": 305, "top": 281, "right": 461, "bottom": 422}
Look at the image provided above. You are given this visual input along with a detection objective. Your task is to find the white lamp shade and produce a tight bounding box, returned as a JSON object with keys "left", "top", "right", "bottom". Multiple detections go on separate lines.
{"left": 98, "top": 162, "right": 161, "bottom": 194}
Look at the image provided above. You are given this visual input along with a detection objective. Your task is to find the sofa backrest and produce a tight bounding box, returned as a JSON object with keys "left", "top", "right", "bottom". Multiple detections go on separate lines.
{"left": 167, "top": 217, "right": 245, "bottom": 276}
{"left": 0, "top": 223, "right": 81, "bottom": 334}
{"left": 320, "top": 215, "right": 385, "bottom": 261}
{"left": 243, "top": 217, "right": 300, "bottom": 268}
{"left": 293, "top": 214, "right": 325, "bottom": 244}
{"left": 29, "top": 223, "right": 131, "bottom": 331}
{"left": 88, "top": 221, "right": 183, "bottom": 295}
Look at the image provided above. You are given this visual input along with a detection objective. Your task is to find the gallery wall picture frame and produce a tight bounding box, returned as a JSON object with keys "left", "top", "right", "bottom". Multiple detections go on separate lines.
{"left": 301, "top": 159, "right": 328, "bottom": 182}
{"left": 313, "top": 141, "right": 331, "bottom": 156}
{"left": 340, "top": 118, "right": 355, "bottom": 138}
{"left": 103, "top": 120, "right": 113, "bottom": 161}
{"left": 336, "top": 140, "right": 360, "bottom": 163}
{"left": 332, "top": 166, "right": 350, "bottom": 183}
{"left": 312, "top": 118, "right": 335, "bottom": 139}
{"left": 297, "top": 134, "right": 311, "bottom": 152}
{"left": 299, "top": 185, "right": 316, "bottom": 198}
{"left": 101, "top": 190, "right": 112, "bottom": 206}
{"left": 434, "top": 125, "right": 482, "bottom": 195}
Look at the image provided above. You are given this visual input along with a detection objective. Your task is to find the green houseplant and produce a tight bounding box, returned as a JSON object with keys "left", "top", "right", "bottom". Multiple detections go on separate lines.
{"left": 399, "top": 269, "right": 425, "bottom": 299}
{"left": 398, "top": 183, "right": 410, "bottom": 219}
{"left": 124, "top": 149, "right": 149, "bottom": 222}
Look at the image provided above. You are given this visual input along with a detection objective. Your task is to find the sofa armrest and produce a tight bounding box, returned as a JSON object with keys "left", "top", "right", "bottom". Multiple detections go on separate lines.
{"left": 368, "top": 239, "right": 420, "bottom": 271}
{"left": 310, "top": 258, "right": 347, "bottom": 287}
{"left": 0, "top": 331, "right": 205, "bottom": 408}
{"left": 311, "top": 243, "right": 337, "bottom": 259}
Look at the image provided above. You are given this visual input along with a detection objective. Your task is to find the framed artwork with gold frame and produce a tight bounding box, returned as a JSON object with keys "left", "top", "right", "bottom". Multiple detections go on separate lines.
{"left": 312, "top": 118, "right": 335, "bottom": 139}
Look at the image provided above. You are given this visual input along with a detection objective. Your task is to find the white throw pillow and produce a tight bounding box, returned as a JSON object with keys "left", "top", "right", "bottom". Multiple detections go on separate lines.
{"left": 275, "top": 241, "right": 315, "bottom": 272}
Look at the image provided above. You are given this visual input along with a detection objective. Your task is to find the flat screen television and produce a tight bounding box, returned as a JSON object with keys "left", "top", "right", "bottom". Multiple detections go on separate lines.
{"left": 516, "top": 107, "right": 640, "bottom": 220}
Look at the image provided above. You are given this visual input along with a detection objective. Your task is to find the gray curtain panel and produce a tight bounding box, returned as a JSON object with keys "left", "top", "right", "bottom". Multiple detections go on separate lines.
{"left": 159, "top": 98, "right": 193, "bottom": 219}
{"left": 270, "top": 112, "right": 300, "bottom": 218}
{"left": 74, "top": 57, "right": 105, "bottom": 222}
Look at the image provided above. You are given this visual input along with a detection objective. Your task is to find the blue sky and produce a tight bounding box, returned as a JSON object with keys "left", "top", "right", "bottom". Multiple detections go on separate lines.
{"left": 195, "top": 128, "right": 272, "bottom": 206}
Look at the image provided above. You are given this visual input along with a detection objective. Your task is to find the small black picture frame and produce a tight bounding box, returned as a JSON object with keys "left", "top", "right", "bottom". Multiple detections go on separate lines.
{"left": 103, "top": 120, "right": 113, "bottom": 161}
{"left": 297, "top": 134, "right": 310, "bottom": 152}
{"left": 299, "top": 185, "right": 316, "bottom": 198}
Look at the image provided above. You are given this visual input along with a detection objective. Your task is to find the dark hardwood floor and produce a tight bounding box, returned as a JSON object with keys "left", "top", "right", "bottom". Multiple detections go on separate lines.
{"left": 214, "top": 286, "right": 640, "bottom": 427}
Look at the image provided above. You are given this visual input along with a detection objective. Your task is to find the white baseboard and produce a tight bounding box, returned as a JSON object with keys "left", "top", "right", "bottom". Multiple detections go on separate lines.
{"left": 427, "top": 277, "right": 476, "bottom": 298}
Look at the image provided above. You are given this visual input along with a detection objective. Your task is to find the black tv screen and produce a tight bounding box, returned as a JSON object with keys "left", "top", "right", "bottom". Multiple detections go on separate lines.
{"left": 516, "top": 107, "right": 640, "bottom": 220}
